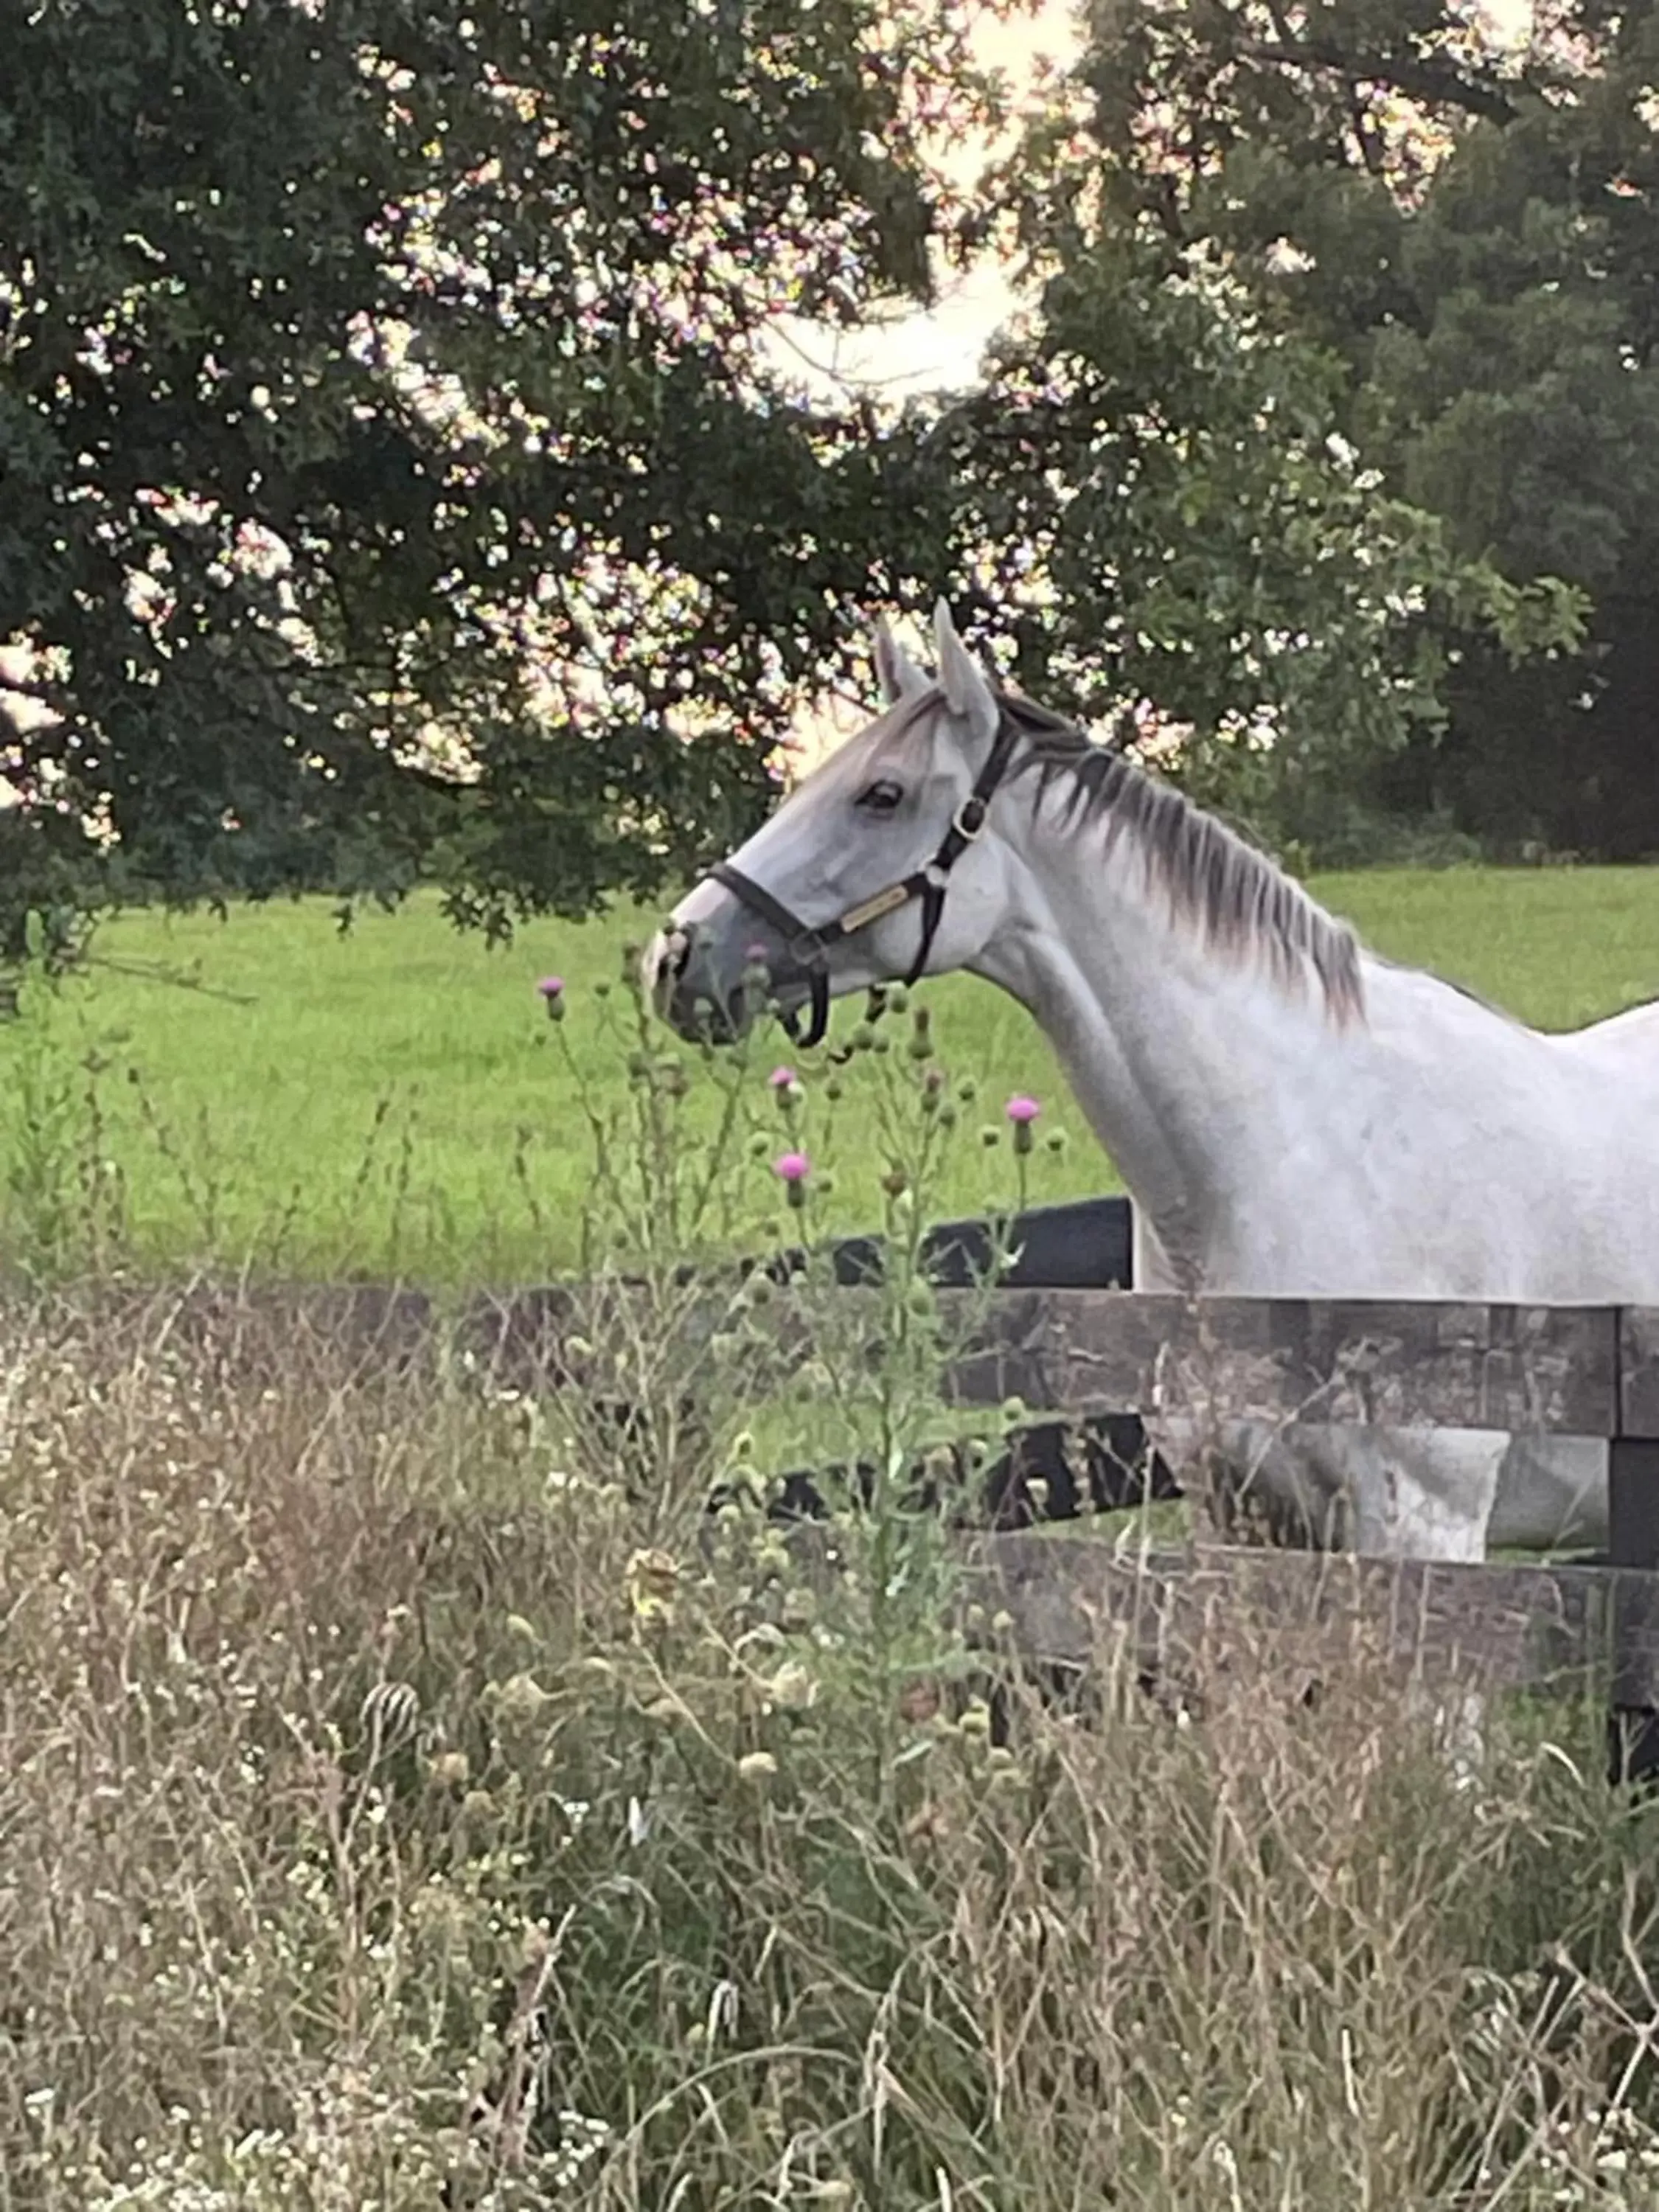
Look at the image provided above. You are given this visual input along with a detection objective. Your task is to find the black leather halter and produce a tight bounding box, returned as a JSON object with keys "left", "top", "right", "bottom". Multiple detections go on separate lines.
{"left": 711, "top": 703, "right": 1023, "bottom": 1048}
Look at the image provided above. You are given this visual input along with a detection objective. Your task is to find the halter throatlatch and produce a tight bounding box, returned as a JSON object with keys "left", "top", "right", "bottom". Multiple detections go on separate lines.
{"left": 711, "top": 704, "right": 1023, "bottom": 1050}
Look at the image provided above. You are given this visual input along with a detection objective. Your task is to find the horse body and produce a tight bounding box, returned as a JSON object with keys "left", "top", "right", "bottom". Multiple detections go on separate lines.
{"left": 983, "top": 830, "right": 1659, "bottom": 1556}
{"left": 647, "top": 602, "right": 1659, "bottom": 1562}
{"left": 1107, "top": 959, "right": 1659, "bottom": 1308}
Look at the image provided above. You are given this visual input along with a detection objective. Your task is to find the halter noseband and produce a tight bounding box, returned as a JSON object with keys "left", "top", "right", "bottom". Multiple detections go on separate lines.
{"left": 710, "top": 703, "right": 1023, "bottom": 1049}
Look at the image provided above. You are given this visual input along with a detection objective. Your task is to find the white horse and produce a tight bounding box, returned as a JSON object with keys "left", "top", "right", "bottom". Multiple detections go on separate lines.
{"left": 644, "top": 602, "right": 1659, "bottom": 1563}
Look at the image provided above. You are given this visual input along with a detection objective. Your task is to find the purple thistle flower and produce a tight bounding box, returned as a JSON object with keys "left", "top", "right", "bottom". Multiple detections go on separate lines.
{"left": 768, "top": 1065, "right": 798, "bottom": 1091}
{"left": 775, "top": 1151, "right": 810, "bottom": 1183}
{"left": 1006, "top": 1093, "right": 1040, "bottom": 1157}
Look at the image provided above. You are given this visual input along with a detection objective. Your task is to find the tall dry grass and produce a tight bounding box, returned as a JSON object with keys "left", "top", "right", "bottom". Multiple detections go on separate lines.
{"left": 4, "top": 1294, "right": 1659, "bottom": 2209}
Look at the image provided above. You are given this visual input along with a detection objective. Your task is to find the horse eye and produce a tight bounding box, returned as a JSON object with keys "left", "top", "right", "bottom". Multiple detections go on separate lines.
{"left": 855, "top": 779, "right": 903, "bottom": 813}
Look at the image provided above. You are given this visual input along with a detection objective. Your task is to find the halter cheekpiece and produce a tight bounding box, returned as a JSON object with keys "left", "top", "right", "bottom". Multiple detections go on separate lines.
{"left": 711, "top": 702, "right": 1023, "bottom": 1049}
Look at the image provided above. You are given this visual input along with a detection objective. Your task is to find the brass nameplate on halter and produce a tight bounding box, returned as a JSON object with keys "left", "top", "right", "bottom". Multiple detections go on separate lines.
{"left": 840, "top": 883, "right": 912, "bottom": 934}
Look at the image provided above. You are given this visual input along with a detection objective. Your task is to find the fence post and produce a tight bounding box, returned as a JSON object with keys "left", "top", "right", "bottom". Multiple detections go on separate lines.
{"left": 1608, "top": 1304, "right": 1659, "bottom": 1782}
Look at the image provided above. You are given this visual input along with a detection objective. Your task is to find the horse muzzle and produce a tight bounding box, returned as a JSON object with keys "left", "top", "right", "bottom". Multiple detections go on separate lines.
{"left": 642, "top": 916, "right": 815, "bottom": 1043}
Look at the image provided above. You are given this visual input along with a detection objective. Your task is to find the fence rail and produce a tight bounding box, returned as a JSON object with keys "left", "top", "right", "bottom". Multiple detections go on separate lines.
{"left": 11, "top": 1191, "right": 1659, "bottom": 1773}
{"left": 963, "top": 1537, "right": 1659, "bottom": 1708}
{"left": 943, "top": 1290, "right": 1627, "bottom": 1434}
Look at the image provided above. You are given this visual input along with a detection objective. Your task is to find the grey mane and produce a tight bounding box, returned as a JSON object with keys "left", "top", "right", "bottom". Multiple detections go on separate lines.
{"left": 993, "top": 690, "right": 1366, "bottom": 1026}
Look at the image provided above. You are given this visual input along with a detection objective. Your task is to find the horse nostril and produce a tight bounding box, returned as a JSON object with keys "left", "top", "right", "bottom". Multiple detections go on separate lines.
{"left": 665, "top": 925, "right": 691, "bottom": 981}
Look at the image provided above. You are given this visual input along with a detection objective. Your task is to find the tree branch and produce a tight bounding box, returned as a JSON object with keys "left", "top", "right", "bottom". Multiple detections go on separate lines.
{"left": 1236, "top": 38, "right": 1520, "bottom": 127}
{"left": 0, "top": 670, "right": 60, "bottom": 709}
{"left": 1146, "top": 171, "right": 1187, "bottom": 244}
{"left": 1349, "top": 87, "right": 1387, "bottom": 178}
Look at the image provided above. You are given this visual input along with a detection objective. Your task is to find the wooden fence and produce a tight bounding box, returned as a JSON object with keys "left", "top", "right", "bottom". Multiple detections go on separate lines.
{"left": 21, "top": 1192, "right": 1659, "bottom": 1778}
{"left": 943, "top": 1284, "right": 1659, "bottom": 1777}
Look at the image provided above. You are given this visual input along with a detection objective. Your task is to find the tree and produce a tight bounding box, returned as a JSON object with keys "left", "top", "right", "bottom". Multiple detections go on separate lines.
{"left": 1044, "top": 0, "right": 1659, "bottom": 858}
{"left": 0, "top": 0, "right": 998, "bottom": 955}
{"left": 0, "top": 0, "right": 1599, "bottom": 961}
{"left": 852, "top": 29, "right": 1582, "bottom": 860}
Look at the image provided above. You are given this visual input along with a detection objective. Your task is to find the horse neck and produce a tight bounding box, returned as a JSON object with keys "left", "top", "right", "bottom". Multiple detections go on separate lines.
{"left": 971, "top": 824, "right": 1360, "bottom": 1286}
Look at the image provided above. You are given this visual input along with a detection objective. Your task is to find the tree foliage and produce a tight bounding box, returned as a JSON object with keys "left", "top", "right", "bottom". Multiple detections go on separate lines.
{"left": 1, "top": 0, "right": 1624, "bottom": 955}
{"left": 880, "top": 219, "right": 1579, "bottom": 856}
{"left": 1057, "top": 0, "right": 1659, "bottom": 857}
{"left": 0, "top": 0, "right": 995, "bottom": 951}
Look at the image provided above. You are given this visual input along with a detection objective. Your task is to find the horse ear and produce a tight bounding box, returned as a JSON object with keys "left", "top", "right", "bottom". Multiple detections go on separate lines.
{"left": 872, "top": 616, "right": 928, "bottom": 706}
{"left": 931, "top": 599, "right": 998, "bottom": 745}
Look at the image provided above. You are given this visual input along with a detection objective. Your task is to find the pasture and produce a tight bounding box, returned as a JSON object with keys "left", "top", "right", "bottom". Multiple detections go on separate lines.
{"left": 4, "top": 863, "right": 1658, "bottom": 1284}
{"left": 9, "top": 864, "right": 1659, "bottom": 2205}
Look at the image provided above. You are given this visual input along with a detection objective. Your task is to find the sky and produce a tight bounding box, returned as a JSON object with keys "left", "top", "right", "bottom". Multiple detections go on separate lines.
{"left": 765, "top": 1, "right": 1082, "bottom": 408}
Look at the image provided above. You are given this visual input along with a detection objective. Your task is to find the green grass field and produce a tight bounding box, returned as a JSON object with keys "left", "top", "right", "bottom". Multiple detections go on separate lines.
{"left": 12, "top": 883, "right": 1659, "bottom": 2208}
{"left": 3, "top": 864, "right": 1657, "bottom": 1281}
